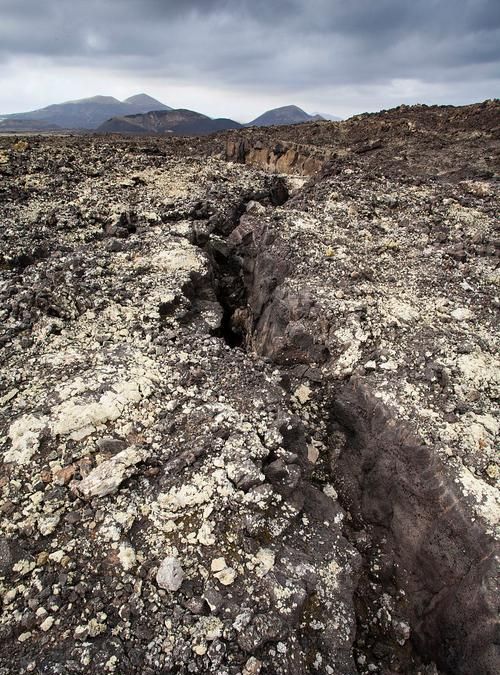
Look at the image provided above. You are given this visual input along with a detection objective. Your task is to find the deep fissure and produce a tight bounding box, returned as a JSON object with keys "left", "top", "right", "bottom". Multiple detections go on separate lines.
{"left": 202, "top": 205, "right": 426, "bottom": 673}
{"left": 200, "top": 185, "right": 497, "bottom": 675}
{"left": 206, "top": 238, "right": 247, "bottom": 349}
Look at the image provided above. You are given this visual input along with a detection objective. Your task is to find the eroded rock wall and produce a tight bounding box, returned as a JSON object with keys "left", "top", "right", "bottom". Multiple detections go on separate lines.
{"left": 225, "top": 138, "right": 329, "bottom": 175}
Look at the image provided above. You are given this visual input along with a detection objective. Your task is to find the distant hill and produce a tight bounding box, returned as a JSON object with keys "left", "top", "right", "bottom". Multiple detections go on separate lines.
{"left": 0, "top": 118, "right": 62, "bottom": 133}
{"left": 246, "top": 105, "right": 324, "bottom": 127}
{"left": 312, "top": 111, "right": 342, "bottom": 121}
{"left": 98, "top": 109, "right": 243, "bottom": 136}
{"left": 122, "top": 93, "right": 170, "bottom": 110}
{"left": 1, "top": 93, "right": 172, "bottom": 130}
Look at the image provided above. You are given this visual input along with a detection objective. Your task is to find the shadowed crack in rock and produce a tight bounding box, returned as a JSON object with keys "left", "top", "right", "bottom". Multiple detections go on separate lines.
{"left": 331, "top": 379, "right": 498, "bottom": 675}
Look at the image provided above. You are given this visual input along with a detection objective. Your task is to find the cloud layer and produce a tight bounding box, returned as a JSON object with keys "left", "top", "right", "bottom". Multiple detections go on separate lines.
{"left": 1, "top": 0, "right": 499, "bottom": 118}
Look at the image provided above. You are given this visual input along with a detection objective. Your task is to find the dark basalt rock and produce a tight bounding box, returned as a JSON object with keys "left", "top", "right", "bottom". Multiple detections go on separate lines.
{"left": 332, "top": 378, "right": 499, "bottom": 675}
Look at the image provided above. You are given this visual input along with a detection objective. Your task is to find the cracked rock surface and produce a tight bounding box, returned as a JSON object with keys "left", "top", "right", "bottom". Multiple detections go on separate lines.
{"left": 0, "top": 101, "right": 499, "bottom": 675}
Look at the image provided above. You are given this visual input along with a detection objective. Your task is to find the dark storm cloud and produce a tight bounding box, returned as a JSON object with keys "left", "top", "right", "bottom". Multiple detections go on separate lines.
{"left": 1, "top": 0, "right": 499, "bottom": 93}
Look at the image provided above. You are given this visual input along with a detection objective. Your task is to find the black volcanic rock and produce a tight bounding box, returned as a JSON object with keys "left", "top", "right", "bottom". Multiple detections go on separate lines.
{"left": 98, "top": 109, "right": 243, "bottom": 136}
{"left": 246, "top": 105, "right": 323, "bottom": 127}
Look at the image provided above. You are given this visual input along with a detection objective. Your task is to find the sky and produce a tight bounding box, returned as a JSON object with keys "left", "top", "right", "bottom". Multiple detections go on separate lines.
{"left": 0, "top": 0, "right": 499, "bottom": 120}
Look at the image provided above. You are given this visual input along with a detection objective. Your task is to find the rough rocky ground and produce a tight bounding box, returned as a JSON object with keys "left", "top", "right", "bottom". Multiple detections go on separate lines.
{"left": 0, "top": 102, "right": 499, "bottom": 675}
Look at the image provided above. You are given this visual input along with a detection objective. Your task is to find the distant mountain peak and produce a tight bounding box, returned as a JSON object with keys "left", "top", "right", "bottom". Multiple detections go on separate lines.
{"left": 124, "top": 93, "right": 171, "bottom": 110}
{"left": 312, "top": 111, "right": 342, "bottom": 121}
{"left": 97, "top": 108, "right": 242, "bottom": 136}
{"left": 247, "top": 105, "right": 321, "bottom": 127}
{"left": 274, "top": 105, "right": 306, "bottom": 113}
{"left": 66, "top": 95, "right": 122, "bottom": 105}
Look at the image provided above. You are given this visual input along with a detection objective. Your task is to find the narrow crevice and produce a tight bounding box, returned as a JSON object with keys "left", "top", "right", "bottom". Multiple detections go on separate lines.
{"left": 199, "top": 203, "right": 497, "bottom": 674}
{"left": 211, "top": 300, "right": 245, "bottom": 348}
{"left": 186, "top": 171, "right": 497, "bottom": 675}
{"left": 205, "top": 238, "right": 248, "bottom": 348}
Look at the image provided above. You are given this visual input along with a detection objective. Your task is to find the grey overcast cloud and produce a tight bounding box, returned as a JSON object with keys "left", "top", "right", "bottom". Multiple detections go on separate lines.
{"left": 1, "top": 0, "right": 499, "bottom": 119}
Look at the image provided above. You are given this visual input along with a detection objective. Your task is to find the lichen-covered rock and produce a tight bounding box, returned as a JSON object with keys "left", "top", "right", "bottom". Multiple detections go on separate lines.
{"left": 156, "top": 556, "right": 184, "bottom": 591}
{"left": 74, "top": 446, "right": 145, "bottom": 498}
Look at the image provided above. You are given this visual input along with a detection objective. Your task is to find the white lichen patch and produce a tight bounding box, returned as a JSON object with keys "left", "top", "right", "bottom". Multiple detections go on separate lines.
{"left": 5, "top": 415, "right": 47, "bottom": 464}
{"left": 5, "top": 363, "right": 158, "bottom": 463}
{"left": 380, "top": 296, "right": 420, "bottom": 324}
{"left": 458, "top": 467, "right": 500, "bottom": 535}
{"left": 141, "top": 242, "right": 205, "bottom": 275}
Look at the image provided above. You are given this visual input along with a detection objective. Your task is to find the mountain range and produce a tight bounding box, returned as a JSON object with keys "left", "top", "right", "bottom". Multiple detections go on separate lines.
{"left": 0, "top": 94, "right": 171, "bottom": 130}
{"left": 0, "top": 94, "right": 340, "bottom": 135}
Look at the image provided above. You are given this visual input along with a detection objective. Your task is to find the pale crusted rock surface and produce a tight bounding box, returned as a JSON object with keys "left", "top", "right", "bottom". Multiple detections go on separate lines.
{"left": 156, "top": 557, "right": 184, "bottom": 592}
{"left": 0, "top": 102, "right": 498, "bottom": 675}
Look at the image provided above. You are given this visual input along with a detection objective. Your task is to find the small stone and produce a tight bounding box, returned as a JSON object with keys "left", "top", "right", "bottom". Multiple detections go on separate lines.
{"left": 201, "top": 616, "right": 224, "bottom": 640}
{"left": 48, "top": 550, "right": 65, "bottom": 563}
{"left": 193, "top": 643, "right": 207, "bottom": 656}
{"left": 38, "top": 514, "right": 61, "bottom": 536}
{"left": 485, "top": 464, "right": 498, "bottom": 480}
{"left": 75, "top": 446, "right": 143, "bottom": 499}
{"left": 294, "top": 384, "right": 312, "bottom": 404}
{"left": 87, "top": 618, "right": 106, "bottom": 637}
{"left": 0, "top": 538, "right": 18, "bottom": 575}
{"left": 156, "top": 556, "right": 184, "bottom": 591}
{"left": 3, "top": 589, "right": 17, "bottom": 605}
{"left": 18, "top": 632, "right": 31, "bottom": 642}
{"left": 246, "top": 201, "right": 265, "bottom": 215}
{"left": 307, "top": 445, "right": 320, "bottom": 464}
{"left": 451, "top": 307, "right": 473, "bottom": 321}
{"left": 210, "top": 557, "right": 226, "bottom": 573}
{"left": 40, "top": 616, "right": 54, "bottom": 632}
{"left": 53, "top": 465, "right": 76, "bottom": 485}
{"left": 37, "top": 551, "right": 49, "bottom": 566}
{"left": 243, "top": 656, "right": 262, "bottom": 675}
{"left": 214, "top": 567, "right": 237, "bottom": 586}
{"left": 203, "top": 587, "right": 224, "bottom": 612}
{"left": 364, "top": 360, "right": 377, "bottom": 370}
{"left": 254, "top": 548, "right": 275, "bottom": 577}
{"left": 197, "top": 523, "right": 216, "bottom": 546}
{"left": 118, "top": 543, "right": 137, "bottom": 571}
{"left": 74, "top": 625, "right": 88, "bottom": 640}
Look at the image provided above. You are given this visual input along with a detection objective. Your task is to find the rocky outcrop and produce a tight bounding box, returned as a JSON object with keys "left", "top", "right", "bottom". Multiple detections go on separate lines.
{"left": 226, "top": 137, "right": 330, "bottom": 175}
{"left": 224, "top": 99, "right": 500, "bottom": 180}
{"left": 227, "top": 216, "right": 329, "bottom": 364}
